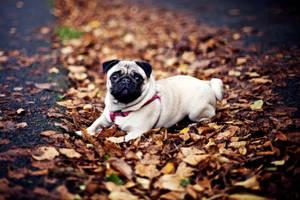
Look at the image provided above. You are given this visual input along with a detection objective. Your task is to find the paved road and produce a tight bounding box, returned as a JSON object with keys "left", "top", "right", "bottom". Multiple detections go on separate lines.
{"left": 0, "top": 0, "right": 68, "bottom": 193}
{"left": 138, "top": 0, "right": 300, "bottom": 50}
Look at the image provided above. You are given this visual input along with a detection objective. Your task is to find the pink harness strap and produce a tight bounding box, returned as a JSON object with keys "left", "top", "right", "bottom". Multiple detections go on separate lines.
{"left": 109, "top": 93, "right": 161, "bottom": 128}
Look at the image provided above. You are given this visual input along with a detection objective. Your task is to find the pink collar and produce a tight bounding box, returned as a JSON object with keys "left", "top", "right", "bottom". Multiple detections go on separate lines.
{"left": 109, "top": 93, "right": 161, "bottom": 128}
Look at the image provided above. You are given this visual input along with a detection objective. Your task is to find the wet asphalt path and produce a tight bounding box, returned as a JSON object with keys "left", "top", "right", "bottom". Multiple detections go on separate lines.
{"left": 138, "top": 0, "right": 300, "bottom": 50}
{"left": 0, "top": 0, "right": 68, "bottom": 194}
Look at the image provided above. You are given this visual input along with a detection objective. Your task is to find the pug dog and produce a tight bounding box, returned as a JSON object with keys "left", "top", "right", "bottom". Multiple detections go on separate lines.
{"left": 76, "top": 60, "right": 223, "bottom": 143}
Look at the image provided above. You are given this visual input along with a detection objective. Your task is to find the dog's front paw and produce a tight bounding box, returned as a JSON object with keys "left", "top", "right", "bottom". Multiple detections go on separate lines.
{"left": 75, "top": 128, "right": 96, "bottom": 137}
{"left": 124, "top": 132, "right": 143, "bottom": 142}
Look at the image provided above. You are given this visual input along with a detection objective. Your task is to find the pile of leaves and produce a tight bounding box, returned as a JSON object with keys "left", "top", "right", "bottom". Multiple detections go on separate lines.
{"left": 1, "top": 0, "right": 299, "bottom": 199}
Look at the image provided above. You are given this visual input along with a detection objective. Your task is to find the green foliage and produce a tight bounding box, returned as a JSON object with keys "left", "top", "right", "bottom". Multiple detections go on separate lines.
{"left": 57, "top": 26, "right": 84, "bottom": 42}
{"left": 180, "top": 178, "right": 190, "bottom": 186}
{"left": 103, "top": 154, "right": 112, "bottom": 161}
{"left": 106, "top": 173, "right": 124, "bottom": 185}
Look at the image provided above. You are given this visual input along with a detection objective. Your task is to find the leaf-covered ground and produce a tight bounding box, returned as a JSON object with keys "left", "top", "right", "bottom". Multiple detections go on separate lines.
{"left": 1, "top": 0, "right": 300, "bottom": 199}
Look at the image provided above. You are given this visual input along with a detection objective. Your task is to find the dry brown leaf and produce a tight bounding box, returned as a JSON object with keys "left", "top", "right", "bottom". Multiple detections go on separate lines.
{"left": 32, "top": 146, "right": 59, "bottom": 161}
{"left": 216, "top": 126, "right": 239, "bottom": 141}
{"left": 140, "top": 153, "right": 160, "bottom": 165}
{"left": 104, "top": 182, "right": 138, "bottom": 200}
{"left": 160, "top": 191, "right": 186, "bottom": 200}
{"left": 16, "top": 108, "right": 25, "bottom": 114}
{"left": 59, "top": 148, "right": 81, "bottom": 158}
{"left": 136, "top": 177, "right": 150, "bottom": 190}
{"left": 40, "top": 130, "right": 58, "bottom": 136}
{"left": 154, "top": 174, "right": 185, "bottom": 191}
{"left": 229, "top": 193, "right": 268, "bottom": 200}
{"left": 229, "top": 141, "right": 247, "bottom": 148}
{"left": 183, "top": 154, "right": 210, "bottom": 166}
{"left": 180, "top": 147, "right": 205, "bottom": 157}
{"left": 108, "top": 157, "right": 133, "bottom": 180}
{"left": 16, "top": 122, "right": 28, "bottom": 129}
{"left": 175, "top": 162, "right": 195, "bottom": 178}
{"left": 234, "top": 176, "right": 260, "bottom": 190}
{"left": 52, "top": 185, "right": 75, "bottom": 200}
{"left": 34, "top": 82, "right": 57, "bottom": 90}
{"left": 249, "top": 78, "right": 272, "bottom": 84}
{"left": 56, "top": 100, "right": 75, "bottom": 108}
{"left": 109, "top": 191, "right": 139, "bottom": 200}
{"left": 236, "top": 57, "right": 247, "bottom": 65}
{"left": 135, "top": 163, "right": 160, "bottom": 179}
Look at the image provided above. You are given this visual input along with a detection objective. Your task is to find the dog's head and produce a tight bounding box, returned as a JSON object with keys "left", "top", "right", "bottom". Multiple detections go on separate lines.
{"left": 103, "top": 60, "right": 152, "bottom": 104}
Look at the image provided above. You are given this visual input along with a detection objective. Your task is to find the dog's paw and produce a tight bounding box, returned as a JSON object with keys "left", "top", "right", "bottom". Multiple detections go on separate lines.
{"left": 75, "top": 128, "right": 96, "bottom": 137}
{"left": 107, "top": 136, "right": 125, "bottom": 143}
{"left": 124, "top": 132, "right": 143, "bottom": 142}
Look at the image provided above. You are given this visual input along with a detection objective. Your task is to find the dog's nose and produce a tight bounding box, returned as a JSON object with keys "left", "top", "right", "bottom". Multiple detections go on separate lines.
{"left": 121, "top": 77, "right": 131, "bottom": 84}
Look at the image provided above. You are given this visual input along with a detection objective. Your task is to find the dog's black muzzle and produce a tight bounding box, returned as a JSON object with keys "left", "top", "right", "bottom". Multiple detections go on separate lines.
{"left": 111, "top": 75, "right": 142, "bottom": 104}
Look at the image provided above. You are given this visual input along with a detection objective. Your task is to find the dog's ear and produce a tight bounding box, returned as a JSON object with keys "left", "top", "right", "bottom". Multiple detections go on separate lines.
{"left": 102, "top": 59, "right": 120, "bottom": 73}
{"left": 135, "top": 61, "right": 152, "bottom": 78}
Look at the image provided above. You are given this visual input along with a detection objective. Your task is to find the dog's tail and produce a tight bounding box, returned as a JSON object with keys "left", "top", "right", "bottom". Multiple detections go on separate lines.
{"left": 210, "top": 78, "right": 223, "bottom": 101}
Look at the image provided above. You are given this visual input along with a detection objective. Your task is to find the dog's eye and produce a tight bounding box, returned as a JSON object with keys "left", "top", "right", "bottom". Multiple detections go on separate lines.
{"left": 111, "top": 73, "right": 119, "bottom": 81}
{"left": 134, "top": 74, "right": 142, "bottom": 82}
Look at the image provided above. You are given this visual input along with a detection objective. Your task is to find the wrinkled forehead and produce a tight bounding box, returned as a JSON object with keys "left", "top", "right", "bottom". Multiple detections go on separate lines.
{"left": 108, "top": 61, "right": 146, "bottom": 76}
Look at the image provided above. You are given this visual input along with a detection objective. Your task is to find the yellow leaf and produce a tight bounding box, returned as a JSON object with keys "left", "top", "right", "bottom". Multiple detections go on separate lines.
{"left": 162, "top": 162, "right": 175, "bottom": 174}
{"left": 179, "top": 127, "right": 190, "bottom": 134}
{"left": 271, "top": 160, "right": 285, "bottom": 166}
{"left": 89, "top": 20, "right": 101, "bottom": 28}
{"left": 229, "top": 141, "right": 247, "bottom": 148}
{"left": 250, "top": 100, "right": 264, "bottom": 110}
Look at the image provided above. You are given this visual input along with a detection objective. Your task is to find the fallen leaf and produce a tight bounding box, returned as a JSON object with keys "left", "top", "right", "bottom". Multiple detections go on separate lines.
{"left": 250, "top": 100, "right": 264, "bottom": 110}
{"left": 40, "top": 130, "right": 58, "bottom": 136}
{"left": 229, "top": 193, "right": 268, "bottom": 200}
{"left": 136, "top": 177, "right": 150, "bottom": 190}
{"left": 35, "top": 82, "right": 57, "bottom": 90}
{"left": 160, "top": 191, "right": 186, "bottom": 200}
{"left": 162, "top": 162, "right": 175, "bottom": 174}
{"left": 234, "top": 176, "right": 260, "bottom": 190}
{"left": 16, "top": 108, "right": 25, "bottom": 114}
{"left": 216, "top": 126, "right": 239, "bottom": 141}
{"left": 16, "top": 122, "right": 28, "bottom": 129}
{"left": 236, "top": 57, "right": 247, "bottom": 65}
{"left": 154, "top": 174, "right": 185, "bottom": 191}
{"left": 135, "top": 163, "right": 160, "bottom": 179}
{"left": 59, "top": 148, "right": 81, "bottom": 158}
{"left": 183, "top": 154, "right": 209, "bottom": 166}
{"left": 228, "top": 70, "right": 241, "bottom": 77}
{"left": 249, "top": 78, "right": 272, "bottom": 84}
{"left": 271, "top": 160, "right": 285, "bottom": 166}
{"left": 52, "top": 185, "right": 75, "bottom": 200}
{"left": 229, "top": 141, "right": 247, "bottom": 148}
{"left": 175, "top": 162, "right": 194, "bottom": 178}
{"left": 49, "top": 67, "right": 59, "bottom": 73}
{"left": 104, "top": 182, "right": 138, "bottom": 200}
{"left": 108, "top": 157, "right": 133, "bottom": 180}
{"left": 32, "top": 146, "right": 59, "bottom": 160}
